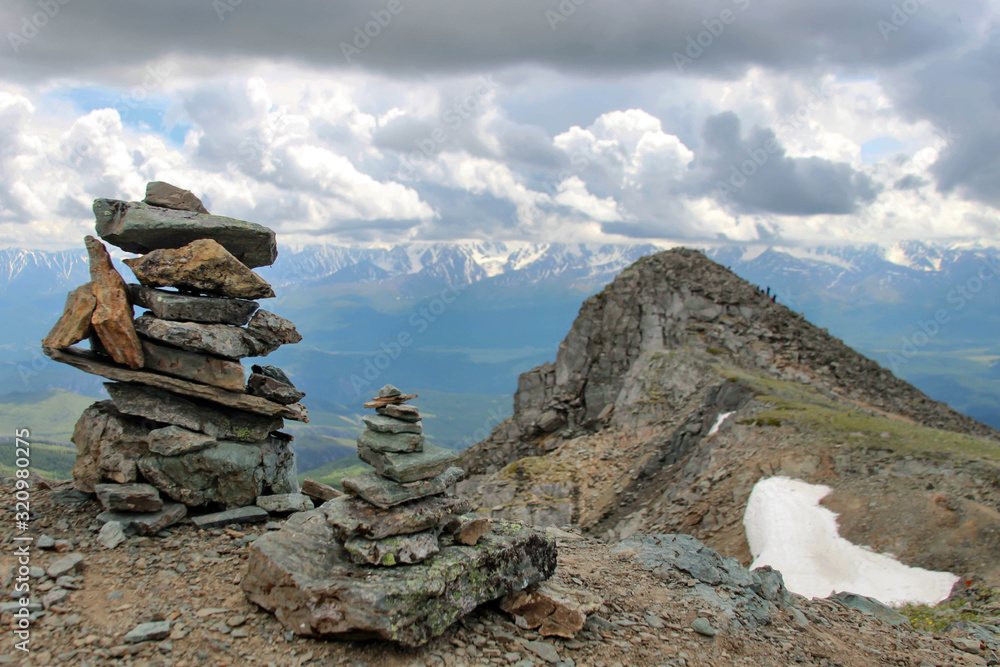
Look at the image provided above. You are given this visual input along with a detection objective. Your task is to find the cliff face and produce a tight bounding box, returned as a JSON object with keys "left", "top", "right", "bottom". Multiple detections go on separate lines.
{"left": 459, "top": 248, "right": 1000, "bottom": 585}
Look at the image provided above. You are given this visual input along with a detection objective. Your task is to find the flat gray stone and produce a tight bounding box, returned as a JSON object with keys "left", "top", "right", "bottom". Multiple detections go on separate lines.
{"left": 46, "top": 554, "right": 84, "bottom": 579}
{"left": 322, "top": 493, "right": 469, "bottom": 541}
{"left": 826, "top": 592, "right": 910, "bottom": 627}
{"left": 146, "top": 425, "right": 217, "bottom": 456}
{"left": 130, "top": 284, "right": 258, "bottom": 326}
{"left": 134, "top": 315, "right": 277, "bottom": 360}
{"left": 691, "top": 617, "right": 717, "bottom": 637}
{"left": 143, "top": 181, "right": 209, "bottom": 214}
{"left": 362, "top": 414, "right": 422, "bottom": 435}
{"left": 241, "top": 512, "right": 556, "bottom": 647}
{"left": 140, "top": 338, "right": 246, "bottom": 391}
{"left": 97, "top": 521, "right": 126, "bottom": 549}
{"left": 192, "top": 506, "right": 269, "bottom": 529}
{"left": 106, "top": 382, "right": 283, "bottom": 442}
{"left": 95, "top": 483, "right": 163, "bottom": 513}
{"left": 343, "top": 529, "right": 440, "bottom": 566}
{"left": 524, "top": 640, "right": 560, "bottom": 664}
{"left": 357, "top": 429, "right": 423, "bottom": 454}
{"left": 256, "top": 493, "right": 314, "bottom": 514}
{"left": 342, "top": 467, "right": 464, "bottom": 509}
{"left": 94, "top": 198, "right": 276, "bottom": 268}
{"left": 357, "top": 441, "right": 459, "bottom": 483}
{"left": 378, "top": 384, "right": 402, "bottom": 398}
{"left": 96, "top": 502, "right": 187, "bottom": 536}
{"left": 124, "top": 620, "right": 171, "bottom": 643}
{"left": 138, "top": 434, "right": 296, "bottom": 508}
{"left": 376, "top": 404, "right": 421, "bottom": 422}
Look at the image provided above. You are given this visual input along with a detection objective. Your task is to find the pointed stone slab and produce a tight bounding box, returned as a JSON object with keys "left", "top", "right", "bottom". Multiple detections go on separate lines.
{"left": 301, "top": 478, "right": 342, "bottom": 503}
{"left": 362, "top": 394, "right": 417, "bottom": 409}
{"left": 143, "top": 181, "right": 209, "bottom": 214}
{"left": 43, "top": 283, "right": 96, "bottom": 349}
{"left": 43, "top": 346, "right": 307, "bottom": 421}
{"left": 343, "top": 529, "right": 440, "bottom": 566}
{"left": 246, "top": 310, "right": 302, "bottom": 347}
{"left": 192, "top": 506, "right": 269, "bottom": 528}
{"left": 377, "top": 404, "right": 421, "bottom": 422}
{"left": 86, "top": 236, "right": 144, "bottom": 369}
{"left": 135, "top": 315, "right": 277, "bottom": 359}
{"left": 141, "top": 338, "right": 246, "bottom": 391}
{"left": 129, "top": 284, "right": 258, "bottom": 325}
{"left": 357, "top": 441, "right": 459, "bottom": 483}
{"left": 94, "top": 198, "right": 276, "bottom": 268}
{"left": 342, "top": 467, "right": 465, "bottom": 509}
{"left": 146, "top": 425, "right": 217, "bottom": 456}
{"left": 241, "top": 514, "right": 557, "bottom": 647}
{"left": 247, "top": 373, "right": 306, "bottom": 405}
{"left": 362, "top": 414, "right": 422, "bottom": 435}
{"left": 105, "top": 382, "right": 282, "bottom": 442}
{"left": 357, "top": 429, "right": 423, "bottom": 454}
{"left": 322, "top": 493, "right": 469, "bottom": 541}
{"left": 96, "top": 501, "right": 187, "bottom": 536}
{"left": 123, "top": 239, "right": 275, "bottom": 299}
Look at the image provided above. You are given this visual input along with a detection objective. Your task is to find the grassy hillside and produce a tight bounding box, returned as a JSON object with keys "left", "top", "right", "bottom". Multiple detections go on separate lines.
{"left": 0, "top": 389, "right": 94, "bottom": 443}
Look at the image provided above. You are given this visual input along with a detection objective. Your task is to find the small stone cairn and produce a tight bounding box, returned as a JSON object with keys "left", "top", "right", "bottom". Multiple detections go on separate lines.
{"left": 241, "top": 384, "right": 558, "bottom": 646}
{"left": 41, "top": 181, "right": 311, "bottom": 540}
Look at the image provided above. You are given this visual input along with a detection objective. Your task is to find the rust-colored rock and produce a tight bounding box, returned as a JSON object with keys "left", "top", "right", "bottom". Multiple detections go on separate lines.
{"left": 446, "top": 515, "right": 492, "bottom": 546}
{"left": 42, "top": 283, "right": 96, "bottom": 349}
{"left": 123, "top": 239, "right": 275, "bottom": 300}
{"left": 85, "top": 236, "right": 144, "bottom": 369}
{"left": 500, "top": 580, "right": 602, "bottom": 638}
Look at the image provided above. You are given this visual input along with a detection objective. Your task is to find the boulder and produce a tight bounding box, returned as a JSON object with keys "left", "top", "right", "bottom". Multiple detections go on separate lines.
{"left": 96, "top": 502, "right": 187, "bottom": 536}
{"left": 362, "top": 414, "right": 422, "bottom": 435}
{"left": 241, "top": 513, "right": 557, "bottom": 646}
{"left": 129, "top": 284, "right": 258, "bottom": 325}
{"left": 71, "top": 401, "right": 153, "bottom": 493}
{"left": 94, "top": 198, "right": 276, "bottom": 268}
{"left": 256, "top": 493, "right": 314, "bottom": 514}
{"left": 105, "top": 382, "right": 282, "bottom": 442}
{"left": 123, "top": 239, "right": 275, "bottom": 299}
{"left": 247, "top": 372, "right": 306, "bottom": 405}
{"left": 357, "top": 441, "right": 459, "bottom": 483}
{"left": 357, "top": 429, "right": 424, "bottom": 454}
{"left": 342, "top": 467, "right": 464, "bottom": 509}
{"left": 142, "top": 181, "right": 209, "bottom": 214}
{"left": 85, "top": 236, "right": 144, "bottom": 369}
{"left": 343, "top": 529, "right": 440, "bottom": 566}
{"left": 42, "top": 283, "right": 96, "bottom": 349}
{"left": 95, "top": 483, "right": 163, "bottom": 513}
{"left": 137, "top": 434, "right": 297, "bottom": 508}
{"left": 146, "top": 425, "right": 217, "bottom": 456}
{"left": 140, "top": 338, "right": 246, "bottom": 391}
{"left": 322, "top": 493, "right": 469, "bottom": 541}
{"left": 43, "top": 346, "right": 307, "bottom": 421}
{"left": 135, "top": 315, "right": 274, "bottom": 359}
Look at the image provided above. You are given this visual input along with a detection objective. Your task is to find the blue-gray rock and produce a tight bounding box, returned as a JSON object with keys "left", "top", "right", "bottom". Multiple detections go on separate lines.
{"left": 94, "top": 198, "right": 276, "bottom": 268}
{"left": 826, "top": 592, "right": 910, "bottom": 627}
{"left": 129, "top": 284, "right": 258, "bottom": 325}
{"left": 241, "top": 512, "right": 556, "bottom": 647}
{"left": 342, "top": 467, "right": 464, "bottom": 509}
{"left": 46, "top": 554, "right": 85, "bottom": 579}
{"left": 192, "top": 505, "right": 270, "bottom": 528}
{"left": 146, "top": 425, "right": 216, "bottom": 457}
{"left": 97, "top": 521, "right": 126, "bottom": 549}
{"left": 357, "top": 429, "right": 423, "bottom": 454}
{"left": 691, "top": 617, "right": 717, "bottom": 637}
{"left": 357, "top": 441, "right": 459, "bottom": 483}
{"left": 256, "top": 493, "right": 314, "bottom": 514}
{"left": 96, "top": 502, "right": 187, "bottom": 536}
{"left": 322, "top": 493, "right": 469, "bottom": 541}
{"left": 362, "top": 414, "right": 422, "bottom": 435}
{"left": 124, "top": 620, "right": 171, "bottom": 643}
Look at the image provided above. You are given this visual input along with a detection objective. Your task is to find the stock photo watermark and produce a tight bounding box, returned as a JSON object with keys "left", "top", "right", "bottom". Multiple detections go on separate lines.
{"left": 878, "top": 0, "right": 931, "bottom": 40}
{"left": 10, "top": 428, "right": 33, "bottom": 654}
{"left": 886, "top": 255, "right": 1000, "bottom": 373}
{"left": 340, "top": 0, "right": 414, "bottom": 63}
{"left": 673, "top": 0, "right": 751, "bottom": 72}
{"left": 349, "top": 281, "right": 466, "bottom": 395}
{"left": 8, "top": 0, "right": 71, "bottom": 54}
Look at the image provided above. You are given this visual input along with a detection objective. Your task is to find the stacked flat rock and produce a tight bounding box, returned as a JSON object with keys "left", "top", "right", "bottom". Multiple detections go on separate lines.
{"left": 241, "top": 383, "right": 557, "bottom": 646}
{"left": 42, "top": 182, "right": 310, "bottom": 528}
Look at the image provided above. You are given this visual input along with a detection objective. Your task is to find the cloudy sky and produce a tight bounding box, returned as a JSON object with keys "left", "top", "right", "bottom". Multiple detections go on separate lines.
{"left": 1, "top": 0, "right": 998, "bottom": 250}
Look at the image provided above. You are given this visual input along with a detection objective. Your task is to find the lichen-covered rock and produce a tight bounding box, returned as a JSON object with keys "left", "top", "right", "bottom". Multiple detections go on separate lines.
{"left": 342, "top": 467, "right": 464, "bottom": 509}
{"left": 362, "top": 414, "right": 422, "bottom": 435}
{"left": 357, "top": 441, "right": 459, "bottom": 483}
{"left": 241, "top": 512, "right": 556, "bottom": 646}
{"left": 322, "top": 493, "right": 469, "bottom": 541}
{"left": 138, "top": 433, "right": 297, "bottom": 508}
{"left": 123, "top": 239, "right": 275, "bottom": 299}
{"left": 94, "top": 198, "right": 275, "bottom": 268}
{"left": 343, "top": 529, "right": 440, "bottom": 566}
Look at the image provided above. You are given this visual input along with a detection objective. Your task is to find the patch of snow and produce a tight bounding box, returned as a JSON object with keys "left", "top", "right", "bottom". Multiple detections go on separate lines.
{"left": 743, "top": 477, "right": 958, "bottom": 606}
{"left": 708, "top": 411, "right": 734, "bottom": 436}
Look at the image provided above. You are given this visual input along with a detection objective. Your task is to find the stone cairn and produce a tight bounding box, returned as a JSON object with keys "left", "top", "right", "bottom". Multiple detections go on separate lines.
{"left": 241, "top": 384, "right": 558, "bottom": 646}
{"left": 41, "top": 181, "right": 311, "bottom": 543}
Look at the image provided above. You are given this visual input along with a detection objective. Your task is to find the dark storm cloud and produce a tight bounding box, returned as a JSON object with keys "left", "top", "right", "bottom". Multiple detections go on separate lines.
{"left": 883, "top": 33, "right": 1000, "bottom": 208}
{"left": 693, "top": 112, "right": 880, "bottom": 215}
{"left": 0, "top": 0, "right": 975, "bottom": 82}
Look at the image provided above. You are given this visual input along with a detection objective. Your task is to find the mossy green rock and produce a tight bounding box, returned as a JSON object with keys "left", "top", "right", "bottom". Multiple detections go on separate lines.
{"left": 242, "top": 513, "right": 556, "bottom": 646}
